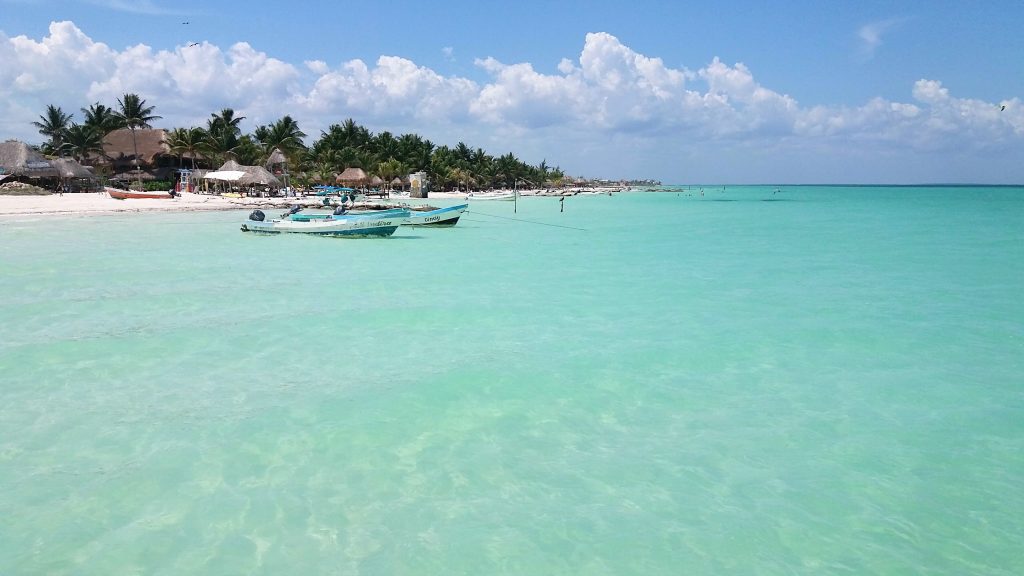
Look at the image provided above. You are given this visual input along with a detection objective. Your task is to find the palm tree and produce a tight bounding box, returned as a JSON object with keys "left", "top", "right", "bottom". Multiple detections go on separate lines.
{"left": 338, "top": 118, "right": 370, "bottom": 149}
{"left": 397, "top": 133, "right": 430, "bottom": 170}
{"left": 64, "top": 124, "right": 105, "bottom": 163}
{"left": 113, "top": 93, "right": 161, "bottom": 189}
{"left": 376, "top": 158, "right": 407, "bottom": 192}
{"left": 496, "top": 152, "right": 523, "bottom": 188}
{"left": 31, "top": 104, "right": 74, "bottom": 156}
{"left": 207, "top": 108, "right": 245, "bottom": 141}
{"left": 454, "top": 142, "right": 472, "bottom": 165}
{"left": 81, "top": 103, "right": 120, "bottom": 137}
{"left": 232, "top": 135, "right": 264, "bottom": 166}
{"left": 164, "top": 127, "right": 206, "bottom": 169}
{"left": 446, "top": 166, "right": 474, "bottom": 192}
{"left": 255, "top": 115, "right": 307, "bottom": 159}
{"left": 371, "top": 131, "right": 399, "bottom": 165}
{"left": 204, "top": 108, "right": 245, "bottom": 165}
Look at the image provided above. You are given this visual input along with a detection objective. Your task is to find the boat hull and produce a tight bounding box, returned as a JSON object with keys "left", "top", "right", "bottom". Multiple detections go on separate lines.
{"left": 405, "top": 203, "right": 468, "bottom": 227}
{"left": 107, "top": 188, "right": 172, "bottom": 200}
{"left": 468, "top": 193, "right": 516, "bottom": 201}
{"left": 241, "top": 209, "right": 410, "bottom": 237}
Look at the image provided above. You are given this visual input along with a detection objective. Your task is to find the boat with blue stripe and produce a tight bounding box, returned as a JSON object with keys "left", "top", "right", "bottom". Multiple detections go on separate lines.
{"left": 240, "top": 208, "right": 411, "bottom": 237}
{"left": 405, "top": 203, "right": 468, "bottom": 227}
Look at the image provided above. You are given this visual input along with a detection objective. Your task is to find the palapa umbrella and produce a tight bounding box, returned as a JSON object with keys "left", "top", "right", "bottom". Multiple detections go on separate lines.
{"left": 335, "top": 167, "right": 368, "bottom": 185}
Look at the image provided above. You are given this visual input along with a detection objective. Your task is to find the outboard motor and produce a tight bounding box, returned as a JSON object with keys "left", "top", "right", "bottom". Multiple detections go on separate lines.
{"left": 249, "top": 209, "right": 265, "bottom": 222}
{"left": 280, "top": 204, "right": 303, "bottom": 218}
{"left": 333, "top": 205, "right": 348, "bottom": 216}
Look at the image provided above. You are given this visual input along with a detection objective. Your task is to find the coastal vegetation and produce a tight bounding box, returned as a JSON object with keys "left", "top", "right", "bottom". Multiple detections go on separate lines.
{"left": 30, "top": 95, "right": 568, "bottom": 190}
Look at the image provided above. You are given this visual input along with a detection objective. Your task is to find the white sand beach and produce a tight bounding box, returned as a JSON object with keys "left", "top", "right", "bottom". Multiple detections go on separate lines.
{"left": 0, "top": 190, "right": 469, "bottom": 219}
{"left": 0, "top": 191, "right": 256, "bottom": 218}
{"left": 0, "top": 187, "right": 623, "bottom": 219}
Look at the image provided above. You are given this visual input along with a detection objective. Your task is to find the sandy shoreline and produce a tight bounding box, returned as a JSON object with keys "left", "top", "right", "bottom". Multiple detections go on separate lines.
{"left": 0, "top": 190, "right": 468, "bottom": 219}
{"left": 0, "top": 188, "right": 625, "bottom": 219}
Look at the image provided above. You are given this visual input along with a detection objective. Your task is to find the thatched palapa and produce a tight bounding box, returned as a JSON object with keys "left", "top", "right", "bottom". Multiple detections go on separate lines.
{"left": 50, "top": 157, "right": 95, "bottom": 179}
{"left": 336, "top": 167, "right": 368, "bottom": 185}
{"left": 218, "top": 159, "right": 244, "bottom": 172}
{"left": 240, "top": 165, "right": 282, "bottom": 187}
{"left": 0, "top": 140, "right": 58, "bottom": 178}
{"left": 265, "top": 148, "right": 288, "bottom": 167}
{"left": 102, "top": 128, "right": 173, "bottom": 171}
{"left": 214, "top": 159, "right": 282, "bottom": 187}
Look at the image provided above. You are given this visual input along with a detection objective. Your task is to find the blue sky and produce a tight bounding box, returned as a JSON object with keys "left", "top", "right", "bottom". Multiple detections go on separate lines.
{"left": 1, "top": 0, "right": 1022, "bottom": 183}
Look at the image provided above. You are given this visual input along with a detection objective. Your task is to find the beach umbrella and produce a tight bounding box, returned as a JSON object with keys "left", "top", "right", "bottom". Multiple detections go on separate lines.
{"left": 336, "top": 167, "right": 368, "bottom": 185}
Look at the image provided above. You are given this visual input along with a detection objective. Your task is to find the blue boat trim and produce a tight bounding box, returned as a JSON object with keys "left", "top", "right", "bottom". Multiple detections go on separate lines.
{"left": 405, "top": 203, "right": 469, "bottom": 227}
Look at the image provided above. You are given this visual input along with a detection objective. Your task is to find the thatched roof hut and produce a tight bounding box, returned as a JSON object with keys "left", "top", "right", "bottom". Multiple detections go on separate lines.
{"left": 213, "top": 159, "right": 283, "bottom": 187}
{"left": 50, "top": 157, "right": 95, "bottom": 179}
{"left": 102, "top": 128, "right": 172, "bottom": 169}
{"left": 265, "top": 148, "right": 287, "bottom": 167}
{"left": 336, "top": 167, "right": 368, "bottom": 185}
{"left": 239, "top": 165, "right": 282, "bottom": 187}
{"left": 369, "top": 175, "right": 384, "bottom": 186}
{"left": 218, "top": 159, "right": 244, "bottom": 172}
{"left": 0, "top": 140, "right": 58, "bottom": 178}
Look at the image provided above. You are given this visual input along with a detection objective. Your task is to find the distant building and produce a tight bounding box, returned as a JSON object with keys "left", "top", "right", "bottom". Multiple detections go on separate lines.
{"left": 409, "top": 171, "right": 428, "bottom": 198}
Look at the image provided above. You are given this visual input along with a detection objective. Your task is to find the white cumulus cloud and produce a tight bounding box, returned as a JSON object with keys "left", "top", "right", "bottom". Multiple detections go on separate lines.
{"left": 1, "top": 21, "right": 1020, "bottom": 182}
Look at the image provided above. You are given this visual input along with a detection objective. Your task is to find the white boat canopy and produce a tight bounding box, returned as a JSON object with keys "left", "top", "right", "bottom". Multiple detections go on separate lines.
{"left": 203, "top": 170, "right": 246, "bottom": 181}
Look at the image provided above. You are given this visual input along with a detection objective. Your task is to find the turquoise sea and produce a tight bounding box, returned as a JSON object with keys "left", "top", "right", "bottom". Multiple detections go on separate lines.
{"left": 1, "top": 186, "right": 1022, "bottom": 575}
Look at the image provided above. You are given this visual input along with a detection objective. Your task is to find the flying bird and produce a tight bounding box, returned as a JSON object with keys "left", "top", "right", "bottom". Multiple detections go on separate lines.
{"left": 182, "top": 21, "right": 190, "bottom": 25}
{"left": 1001, "top": 105, "right": 1006, "bottom": 111}
{"left": 189, "top": 42, "right": 199, "bottom": 47}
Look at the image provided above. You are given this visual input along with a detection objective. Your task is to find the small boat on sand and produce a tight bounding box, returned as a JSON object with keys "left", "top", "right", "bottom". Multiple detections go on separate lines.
{"left": 106, "top": 187, "right": 172, "bottom": 200}
{"left": 240, "top": 208, "right": 410, "bottom": 237}
{"left": 405, "top": 203, "right": 468, "bottom": 227}
{"left": 468, "top": 192, "right": 516, "bottom": 201}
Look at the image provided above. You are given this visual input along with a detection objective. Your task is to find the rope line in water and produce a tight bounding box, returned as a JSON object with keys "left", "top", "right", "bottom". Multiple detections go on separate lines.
{"left": 466, "top": 209, "right": 587, "bottom": 231}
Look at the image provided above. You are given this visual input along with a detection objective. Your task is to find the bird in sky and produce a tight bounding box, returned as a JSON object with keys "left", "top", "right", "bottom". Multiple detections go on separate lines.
{"left": 182, "top": 21, "right": 190, "bottom": 25}
{"left": 188, "top": 42, "right": 199, "bottom": 47}
{"left": 1001, "top": 105, "right": 1007, "bottom": 111}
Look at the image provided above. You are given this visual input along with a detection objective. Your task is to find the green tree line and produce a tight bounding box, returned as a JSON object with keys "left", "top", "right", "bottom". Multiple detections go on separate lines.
{"left": 31, "top": 94, "right": 567, "bottom": 190}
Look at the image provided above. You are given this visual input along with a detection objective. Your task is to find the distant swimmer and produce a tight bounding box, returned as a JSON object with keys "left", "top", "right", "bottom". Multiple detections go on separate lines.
{"left": 182, "top": 21, "right": 190, "bottom": 25}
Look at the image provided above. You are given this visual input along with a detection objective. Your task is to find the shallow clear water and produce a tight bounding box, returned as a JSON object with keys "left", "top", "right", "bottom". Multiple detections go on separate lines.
{"left": 2, "top": 186, "right": 1022, "bottom": 574}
